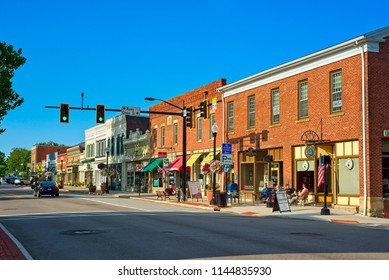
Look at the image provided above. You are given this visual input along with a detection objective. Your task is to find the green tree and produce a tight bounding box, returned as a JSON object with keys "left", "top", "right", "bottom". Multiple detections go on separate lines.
{"left": 35, "top": 141, "right": 64, "bottom": 146}
{"left": 6, "top": 148, "right": 31, "bottom": 177}
{"left": 0, "top": 42, "right": 27, "bottom": 134}
{"left": 0, "top": 151, "right": 7, "bottom": 177}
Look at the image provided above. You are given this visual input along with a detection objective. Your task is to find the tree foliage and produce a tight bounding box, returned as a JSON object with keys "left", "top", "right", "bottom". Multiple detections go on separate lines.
{"left": 35, "top": 141, "right": 64, "bottom": 146}
{"left": 0, "top": 41, "right": 27, "bottom": 134}
{"left": 0, "top": 151, "right": 6, "bottom": 177}
{"left": 6, "top": 148, "right": 31, "bottom": 177}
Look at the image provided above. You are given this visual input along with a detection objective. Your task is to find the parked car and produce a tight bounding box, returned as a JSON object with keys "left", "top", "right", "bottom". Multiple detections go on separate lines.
{"left": 14, "top": 178, "right": 31, "bottom": 185}
{"left": 6, "top": 177, "right": 18, "bottom": 184}
{"left": 33, "top": 181, "right": 59, "bottom": 197}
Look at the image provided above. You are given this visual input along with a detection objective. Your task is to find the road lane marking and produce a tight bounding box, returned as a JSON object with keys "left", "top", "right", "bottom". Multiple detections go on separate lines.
{"left": 80, "top": 197, "right": 154, "bottom": 212}
{"left": 0, "top": 189, "right": 24, "bottom": 199}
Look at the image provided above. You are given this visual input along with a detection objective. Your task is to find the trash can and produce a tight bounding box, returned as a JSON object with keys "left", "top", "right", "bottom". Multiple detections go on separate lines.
{"left": 216, "top": 191, "right": 227, "bottom": 207}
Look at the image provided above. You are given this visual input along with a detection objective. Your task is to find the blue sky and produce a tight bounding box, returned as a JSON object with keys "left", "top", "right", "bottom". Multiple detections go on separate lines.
{"left": 1, "top": 0, "right": 388, "bottom": 157}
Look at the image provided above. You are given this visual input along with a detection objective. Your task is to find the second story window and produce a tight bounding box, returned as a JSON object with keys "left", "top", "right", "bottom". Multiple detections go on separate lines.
{"left": 227, "top": 101, "right": 234, "bottom": 132}
{"left": 96, "top": 140, "right": 105, "bottom": 157}
{"left": 271, "top": 88, "right": 280, "bottom": 124}
{"left": 299, "top": 80, "right": 308, "bottom": 119}
{"left": 173, "top": 122, "right": 178, "bottom": 145}
{"left": 197, "top": 117, "right": 202, "bottom": 141}
{"left": 248, "top": 95, "right": 255, "bottom": 128}
{"left": 209, "top": 114, "right": 215, "bottom": 139}
{"left": 87, "top": 143, "right": 95, "bottom": 158}
{"left": 153, "top": 128, "right": 157, "bottom": 149}
{"left": 331, "top": 71, "right": 342, "bottom": 113}
{"left": 161, "top": 126, "right": 165, "bottom": 147}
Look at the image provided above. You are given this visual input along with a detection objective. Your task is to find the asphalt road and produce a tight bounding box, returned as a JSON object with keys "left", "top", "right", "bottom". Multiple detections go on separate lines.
{"left": 1, "top": 184, "right": 389, "bottom": 260}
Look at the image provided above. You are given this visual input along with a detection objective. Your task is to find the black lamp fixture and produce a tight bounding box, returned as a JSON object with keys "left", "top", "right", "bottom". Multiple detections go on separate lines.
{"left": 210, "top": 123, "right": 218, "bottom": 205}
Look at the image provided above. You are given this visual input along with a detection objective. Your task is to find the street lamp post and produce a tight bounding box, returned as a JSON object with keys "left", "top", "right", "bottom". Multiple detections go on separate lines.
{"left": 145, "top": 97, "right": 187, "bottom": 202}
{"left": 60, "top": 156, "right": 64, "bottom": 188}
{"left": 106, "top": 147, "right": 109, "bottom": 194}
{"left": 210, "top": 123, "right": 218, "bottom": 206}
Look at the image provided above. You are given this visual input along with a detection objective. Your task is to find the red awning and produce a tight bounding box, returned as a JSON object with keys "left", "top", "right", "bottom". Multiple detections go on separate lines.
{"left": 166, "top": 155, "right": 191, "bottom": 172}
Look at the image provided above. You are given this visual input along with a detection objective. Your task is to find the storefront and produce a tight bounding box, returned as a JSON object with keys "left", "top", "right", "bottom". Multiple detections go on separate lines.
{"left": 238, "top": 148, "right": 283, "bottom": 197}
{"left": 294, "top": 140, "right": 360, "bottom": 206}
{"left": 125, "top": 162, "right": 147, "bottom": 192}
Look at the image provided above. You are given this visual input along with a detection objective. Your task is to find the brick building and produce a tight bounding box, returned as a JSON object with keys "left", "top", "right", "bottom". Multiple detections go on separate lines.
{"left": 30, "top": 145, "right": 71, "bottom": 177}
{"left": 146, "top": 79, "right": 226, "bottom": 195}
{"left": 217, "top": 26, "right": 389, "bottom": 216}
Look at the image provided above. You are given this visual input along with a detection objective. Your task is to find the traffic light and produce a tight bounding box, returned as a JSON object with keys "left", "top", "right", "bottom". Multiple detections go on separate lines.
{"left": 199, "top": 100, "right": 209, "bottom": 119}
{"left": 60, "top": 103, "right": 70, "bottom": 123}
{"left": 96, "top": 104, "right": 106, "bottom": 124}
{"left": 186, "top": 105, "right": 194, "bottom": 128}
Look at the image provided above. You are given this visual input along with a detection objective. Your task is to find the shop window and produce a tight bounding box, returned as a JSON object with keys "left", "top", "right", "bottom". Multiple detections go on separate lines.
{"left": 382, "top": 155, "right": 389, "bottom": 198}
{"left": 338, "top": 158, "right": 359, "bottom": 195}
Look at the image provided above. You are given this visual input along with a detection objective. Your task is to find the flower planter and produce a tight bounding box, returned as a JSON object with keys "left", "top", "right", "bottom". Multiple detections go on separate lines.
{"left": 88, "top": 185, "right": 96, "bottom": 193}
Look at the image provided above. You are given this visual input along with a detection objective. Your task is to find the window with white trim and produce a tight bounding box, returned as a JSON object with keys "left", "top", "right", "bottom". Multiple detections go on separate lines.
{"left": 331, "top": 71, "right": 342, "bottom": 113}
{"left": 299, "top": 80, "right": 308, "bottom": 119}
{"left": 197, "top": 117, "right": 202, "bottom": 141}
{"left": 248, "top": 95, "right": 255, "bottom": 128}
{"left": 271, "top": 88, "right": 280, "bottom": 124}
{"left": 227, "top": 102, "right": 234, "bottom": 132}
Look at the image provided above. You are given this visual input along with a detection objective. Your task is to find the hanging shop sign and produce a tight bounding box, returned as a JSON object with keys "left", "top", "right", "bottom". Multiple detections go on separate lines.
{"left": 302, "top": 160, "right": 309, "bottom": 171}
{"left": 304, "top": 145, "right": 316, "bottom": 159}
{"left": 345, "top": 158, "right": 354, "bottom": 170}
{"left": 245, "top": 147, "right": 256, "bottom": 157}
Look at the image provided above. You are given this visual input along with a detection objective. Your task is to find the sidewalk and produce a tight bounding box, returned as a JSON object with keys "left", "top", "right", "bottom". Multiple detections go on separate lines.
{"left": 63, "top": 185, "right": 389, "bottom": 226}
{"left": 1, "top": 186, "right": 388, "bottom": 259}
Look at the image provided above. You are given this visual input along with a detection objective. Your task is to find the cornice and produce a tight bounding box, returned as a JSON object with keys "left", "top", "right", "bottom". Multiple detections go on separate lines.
{"left": 218, "top": 26, "right": 389, "bottom": 97}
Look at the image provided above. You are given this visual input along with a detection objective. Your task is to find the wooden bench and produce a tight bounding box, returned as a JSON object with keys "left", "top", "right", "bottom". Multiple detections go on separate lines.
{"left": 156, "top": 190, "right": 171, "bottom": 200}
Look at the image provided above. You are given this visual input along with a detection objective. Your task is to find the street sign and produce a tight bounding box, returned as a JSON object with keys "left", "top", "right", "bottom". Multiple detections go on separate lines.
{"left": 222, "top": 143, "right": 232, "bottom": 154}
{"left": 223, "top": 164, "right": 231, "bottom": 172}
{"left": 384, "top": 130, "right": 389, "bottom": 137}
{"left": 212, "top": 97, "right": 217, "bottom": 110}
{"left": 221, "top": 154, "right": 233, "bottom": 165}
{"left": 121, "top": 106, "right": 141, "bottom": 116}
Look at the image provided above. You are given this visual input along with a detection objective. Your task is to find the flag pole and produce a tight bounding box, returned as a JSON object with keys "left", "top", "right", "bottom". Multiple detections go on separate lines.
{"left": 321, "top": 155, "right": 331, "bottom": 215}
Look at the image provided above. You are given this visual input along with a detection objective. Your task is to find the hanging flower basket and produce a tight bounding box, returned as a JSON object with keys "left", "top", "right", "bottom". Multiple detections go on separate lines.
{"left": 201, "top": 163, "right": 211, "bottom": 175}
{"left": 210, "top": 160, "right": 223, "bottom": 174}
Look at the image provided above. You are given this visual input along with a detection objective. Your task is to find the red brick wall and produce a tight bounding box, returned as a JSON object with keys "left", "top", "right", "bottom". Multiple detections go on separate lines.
{"left": 224, "top": 55, "right": 364, "bottom": 184}
{"left": 31, "top": 145, "right": 71, "bottom": 171}
{"left": 366, "top": 36, "right": 389, "bottom": 198}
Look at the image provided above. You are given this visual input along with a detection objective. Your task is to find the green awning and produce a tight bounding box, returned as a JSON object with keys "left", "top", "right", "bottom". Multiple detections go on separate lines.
{"left": 142, "top": 159, "right": 163, "bottom": 172}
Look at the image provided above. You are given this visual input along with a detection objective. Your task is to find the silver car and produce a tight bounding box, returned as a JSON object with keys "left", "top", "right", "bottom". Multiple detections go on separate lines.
{"left": 14, "top": 178, "right": 31, "bottom": 185}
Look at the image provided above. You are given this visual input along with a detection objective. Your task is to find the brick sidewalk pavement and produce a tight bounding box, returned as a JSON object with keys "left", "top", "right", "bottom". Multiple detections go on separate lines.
{"left": 0, "top": 224, "right": 27, "bottom": 260}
